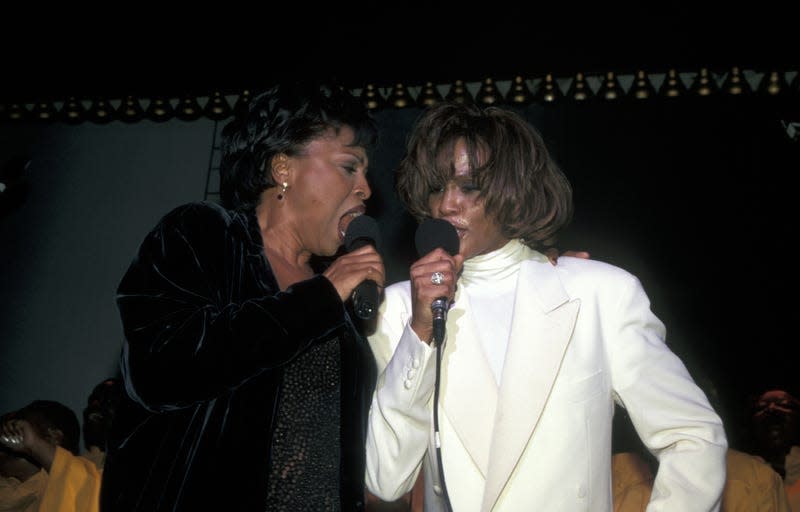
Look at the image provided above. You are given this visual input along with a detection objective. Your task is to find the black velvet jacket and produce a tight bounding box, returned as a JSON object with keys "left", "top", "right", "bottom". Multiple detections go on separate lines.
{"left": 101, "top": 202, "right": 377, "bottom": 511}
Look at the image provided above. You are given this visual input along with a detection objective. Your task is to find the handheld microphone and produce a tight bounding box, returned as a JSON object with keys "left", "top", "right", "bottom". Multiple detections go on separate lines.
{"left": 414, "top": 218, "right": 460, "bottom": 345}
{"left": 344, "top": 215, "right": 382, "bottom": 320}
{"left": 415, "top": 218, "right": 460, "bottom": 512}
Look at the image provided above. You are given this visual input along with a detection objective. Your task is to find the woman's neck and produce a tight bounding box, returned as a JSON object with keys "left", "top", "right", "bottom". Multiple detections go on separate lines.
{"left": 256, "top": 200, "right": 314, "bottom": 290}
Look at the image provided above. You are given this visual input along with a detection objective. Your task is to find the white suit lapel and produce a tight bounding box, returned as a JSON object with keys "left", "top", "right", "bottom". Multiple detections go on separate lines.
{"left": 482, "top": 258, "right": 580, "bottom": 511}
{"left": 442, "top": 286, "right": 498, "bottom": 477}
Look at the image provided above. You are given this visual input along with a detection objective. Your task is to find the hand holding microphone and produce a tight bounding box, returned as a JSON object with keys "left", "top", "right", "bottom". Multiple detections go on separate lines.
{"left": 410, "top": 218, "right": 461, "bottom": 345}
{"left": 323, "top": 215, "right": 384, "bottom": 318}
{"left": 338, "top": 215, "right": 384, "bottom": 320}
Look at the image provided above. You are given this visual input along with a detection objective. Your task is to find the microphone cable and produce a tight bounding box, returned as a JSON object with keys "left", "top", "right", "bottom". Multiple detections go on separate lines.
{"left": 433, "top": 332, "right": 454, "bottom": 512}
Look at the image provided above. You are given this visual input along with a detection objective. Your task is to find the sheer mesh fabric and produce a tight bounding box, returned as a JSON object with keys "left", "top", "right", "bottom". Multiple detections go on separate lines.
{"left": 266, "top": 337, "right": 341, "bottom": 511}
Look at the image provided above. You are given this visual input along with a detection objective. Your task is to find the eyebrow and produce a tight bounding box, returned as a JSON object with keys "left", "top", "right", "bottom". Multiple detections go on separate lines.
{"left": 343, "top": 148, "right": 368, "bottom": 167}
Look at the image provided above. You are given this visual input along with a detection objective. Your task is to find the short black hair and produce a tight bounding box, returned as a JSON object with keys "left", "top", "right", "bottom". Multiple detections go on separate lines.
{"left": 219, "top": 81, "right": 378, "bottom": 211}
{"left": 16, "top": 400, "right": 80, "bottom": 455}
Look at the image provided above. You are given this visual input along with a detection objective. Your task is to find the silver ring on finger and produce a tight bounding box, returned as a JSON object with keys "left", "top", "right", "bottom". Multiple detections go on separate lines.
{"left": 431, "top": 271, "right": 445, "bottom": 285}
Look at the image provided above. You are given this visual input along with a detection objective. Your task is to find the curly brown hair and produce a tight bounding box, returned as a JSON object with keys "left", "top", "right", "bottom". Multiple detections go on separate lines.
{"left": 396, "top": 101, "right": 572, "bottom": 249}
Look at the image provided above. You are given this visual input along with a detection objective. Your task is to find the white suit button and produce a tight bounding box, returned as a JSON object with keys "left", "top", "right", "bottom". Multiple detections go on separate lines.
{"left": 412, "top": 358, "right": 420, "bottom": 368}
{"left": 577, "top": 484, "right": 586, "bottom": 498}
{"left": 404, "top": 380, "right": 412, "bottom": 389}
{"left": 433, "top": 484, "right": 442, "bottom": 495}
{"left": 407, "top": 369, "right": 417, "bottom": 379}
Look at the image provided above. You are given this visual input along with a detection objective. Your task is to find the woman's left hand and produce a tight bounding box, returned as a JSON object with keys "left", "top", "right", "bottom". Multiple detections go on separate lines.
{"left": 545, "top": 248, "right": 590, "bottom": 265}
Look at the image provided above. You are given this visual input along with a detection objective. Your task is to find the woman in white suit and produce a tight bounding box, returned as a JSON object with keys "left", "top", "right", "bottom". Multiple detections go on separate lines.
{"left": 365, "top": 101, "right": 727, "bottom": 511}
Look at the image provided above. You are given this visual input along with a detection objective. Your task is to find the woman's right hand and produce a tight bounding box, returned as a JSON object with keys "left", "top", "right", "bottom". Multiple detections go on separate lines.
{"left": 323, "top": 245, "right": 385, "bottom": 303}
{"left": 408, "top": 248, "right": 463, "bottom": 345}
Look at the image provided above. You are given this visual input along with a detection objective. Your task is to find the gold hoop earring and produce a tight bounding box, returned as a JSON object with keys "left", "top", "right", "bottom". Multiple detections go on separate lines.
{"left": 277, "top": 182, "right": 288, "bottom": 200}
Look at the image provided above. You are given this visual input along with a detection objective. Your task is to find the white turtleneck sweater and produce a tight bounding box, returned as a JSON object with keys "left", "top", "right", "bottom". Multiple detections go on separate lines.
{"left": 458, "top": 239, "right": 529, "bottom": 385}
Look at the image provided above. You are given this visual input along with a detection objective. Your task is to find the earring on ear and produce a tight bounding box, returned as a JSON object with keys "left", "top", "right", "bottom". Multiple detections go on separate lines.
{"left": 277, "top": 182, "right": 288, "bottom": 200}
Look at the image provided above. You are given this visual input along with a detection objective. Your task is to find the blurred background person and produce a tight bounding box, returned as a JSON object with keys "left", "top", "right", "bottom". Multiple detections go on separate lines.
{"left": 0, "top": 399, "right": 94, "bottom": 512}
{"left": 81, "top": 378, "right": 123, "bottom": 470}
{"left": 747, "top": 387, "right": 800, "bottom": 511}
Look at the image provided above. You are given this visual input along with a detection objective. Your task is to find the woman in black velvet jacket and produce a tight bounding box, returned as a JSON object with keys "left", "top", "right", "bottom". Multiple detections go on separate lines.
{"left": 100, "top": 82, "right": 384, "bottom": 511}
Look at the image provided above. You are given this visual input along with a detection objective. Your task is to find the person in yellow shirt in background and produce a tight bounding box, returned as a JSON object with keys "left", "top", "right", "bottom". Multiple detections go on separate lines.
{"left": 611, "top": 384, "right": 794, "bottom": 512}
{"left": 610, "top": 406, "right": 656, "bottom": 512}
{"left": 80, "top": 378, "right": 123, "bottom": 471}
{"left": 1, "top": 399, "right": 98, "bottom": 512}
{"left": 748, "top": 387, "right": 800, "bottom": 511}
{"left": 723, "top": 447, "right": 790, "bottom": 512}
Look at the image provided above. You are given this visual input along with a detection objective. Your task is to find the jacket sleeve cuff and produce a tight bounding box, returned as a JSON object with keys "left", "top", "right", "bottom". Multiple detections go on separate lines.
{"left": 381, "top": 323, "right": 437, "bottom": 407}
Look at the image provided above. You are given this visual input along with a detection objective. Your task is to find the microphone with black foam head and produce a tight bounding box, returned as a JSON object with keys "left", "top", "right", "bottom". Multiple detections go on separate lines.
{"left": 414, "top": 218, "right": 460, "bottom": 345}
{"left": 344, "top": 215, "right": 382, "bottom": 320}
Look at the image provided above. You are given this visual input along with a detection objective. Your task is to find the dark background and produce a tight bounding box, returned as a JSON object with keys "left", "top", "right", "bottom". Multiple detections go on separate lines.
{"left": 2, "top": 7, "right": 795, "bottom": 104}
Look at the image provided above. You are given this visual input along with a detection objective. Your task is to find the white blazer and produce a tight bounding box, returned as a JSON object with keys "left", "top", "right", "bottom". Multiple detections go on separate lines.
{"left": 365, "top": 247, "right": 727, "bottom": 511}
